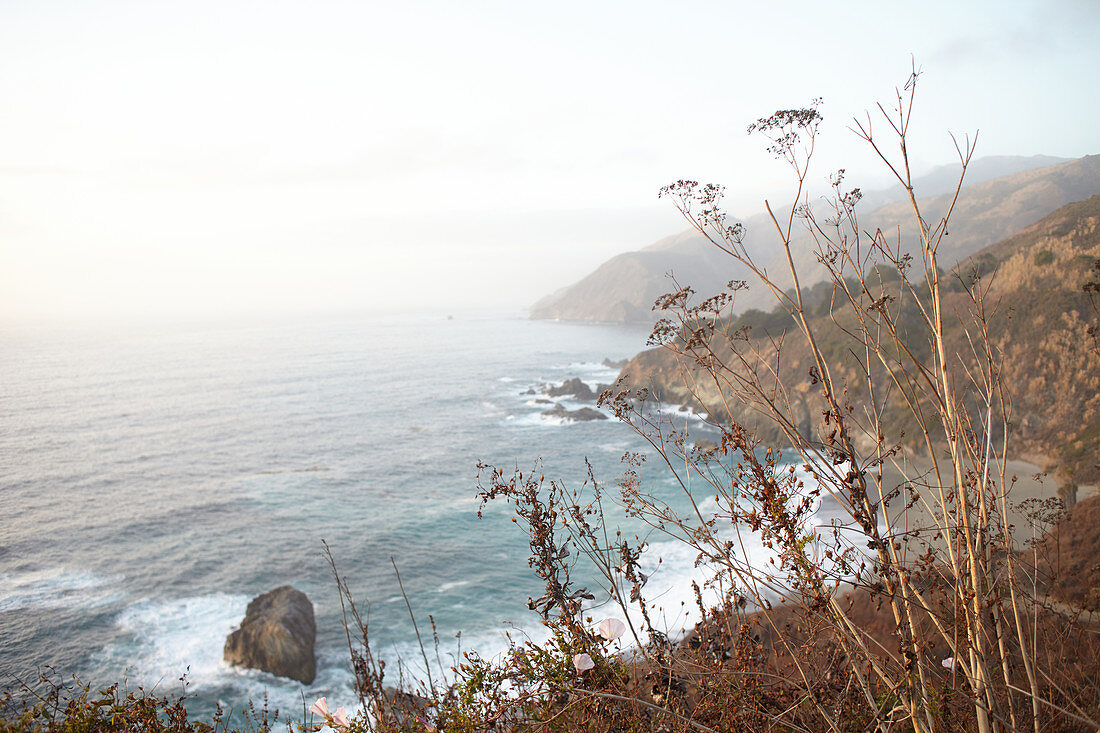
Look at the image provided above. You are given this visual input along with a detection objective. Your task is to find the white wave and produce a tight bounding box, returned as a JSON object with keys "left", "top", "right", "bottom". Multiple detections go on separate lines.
{"left": 540, "top": 414, "right": 595, "bottom": 427}
{"left": 479, "top": 401, "right": 503, "bottom": 415}
{"left": 504, "top": 412, "right": 568, "bottom": 428}
{"left": 106, "top": 594, "right": 247, "bottom": 683}
{"left": 591, "top": 519, "right": 792, "bottom": 649}
{"left": 0, "top": 567, "right": 123, "bottom": 612}
{"left": 630, "top": 536, "right": 716, "bottom": 639}
{"left": 379, "top": 621, "right": 551, "bottom": 688}
{"left": 603, "top": 456, "right": 842, "bottom": 644}
{"left": 547, "top": 369, "right": 620, "bottom": 390}
{"left": 550, "top": 360, "right": 620, "bottom": 377}
{"left": 94, "top": 594, "right": 357, "bottom": 721}
{"left": 659, "top": 405, "right": 715, "bottom": 426}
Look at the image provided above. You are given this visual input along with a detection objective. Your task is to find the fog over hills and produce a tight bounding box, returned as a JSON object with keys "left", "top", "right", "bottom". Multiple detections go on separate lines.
{"left": 532, "top": 154, "right": 1097, "bottom": 323}
{"left": 530, "top": 230, "right": 734, "bottom": 324}
{"left": 855, "top": 154, "right": 1070, "bottom": 211}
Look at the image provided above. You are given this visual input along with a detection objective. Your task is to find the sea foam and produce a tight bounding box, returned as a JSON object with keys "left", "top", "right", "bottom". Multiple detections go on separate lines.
{"left": 0, "top": 567, "right": 122, "bottom": 612}
{"left": 95, "top": 593, "right": 357, "bottom": 722}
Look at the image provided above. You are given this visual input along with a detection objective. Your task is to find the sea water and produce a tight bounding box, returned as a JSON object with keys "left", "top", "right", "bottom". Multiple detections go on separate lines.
{"left": 0, "top": 311, "right": 825, "bottom": 723}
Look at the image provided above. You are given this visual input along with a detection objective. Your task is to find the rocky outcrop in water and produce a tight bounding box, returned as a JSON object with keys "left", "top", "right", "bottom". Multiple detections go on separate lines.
{"left": 224, "top": 585, "right": 316, "bottom": 684}
{"left": 546, "top": 377, "right": 598, "bottom": 401}
{"left": 542, "top": 403, "right": 608, "bottom": 422}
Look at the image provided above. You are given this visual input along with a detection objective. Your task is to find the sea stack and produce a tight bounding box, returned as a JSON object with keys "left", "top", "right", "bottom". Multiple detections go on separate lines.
{"left": 224, "top": 585, "right": 316, "bottom": 684}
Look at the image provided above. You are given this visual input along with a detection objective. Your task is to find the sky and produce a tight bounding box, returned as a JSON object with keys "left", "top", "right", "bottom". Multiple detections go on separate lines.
{"left": 1, "top": 0, "right": 1097, "bottom": 322}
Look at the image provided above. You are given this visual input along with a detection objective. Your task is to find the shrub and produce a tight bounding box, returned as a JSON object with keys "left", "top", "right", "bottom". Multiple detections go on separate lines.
{"left": 0, "top": 669, "right": 278, "bottom": 733}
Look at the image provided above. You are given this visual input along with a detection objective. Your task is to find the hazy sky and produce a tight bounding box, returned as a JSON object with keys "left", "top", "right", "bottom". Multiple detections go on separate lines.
{"left": 1, "top": 0, "right": 1097, "bottom": 321}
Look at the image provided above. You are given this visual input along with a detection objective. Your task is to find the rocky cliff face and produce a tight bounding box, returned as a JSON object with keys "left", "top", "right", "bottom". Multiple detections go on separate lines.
{"left": 614, "top": 195, "right": 1100, "bottom": 482}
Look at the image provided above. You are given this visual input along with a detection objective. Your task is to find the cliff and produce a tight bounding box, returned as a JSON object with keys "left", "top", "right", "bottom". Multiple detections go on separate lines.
{"left": 615, "top": 195, "right": 1100, "bottom": 482}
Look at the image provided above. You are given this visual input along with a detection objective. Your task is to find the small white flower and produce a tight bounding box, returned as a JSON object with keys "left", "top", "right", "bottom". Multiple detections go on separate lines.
{"left": 330, "top": 706, "right": 350, "bottom": 729}
{"left": 942, "top": 656, "right": 956, "bottom": 670}
{"left": 573, "top": 652, "right": 595, "bottom": 672}
{"left": 597, "top": 618, "right": 626, "bottom": 641}
{"left": 309, "top": 697, "right": 330, "bottom": 719}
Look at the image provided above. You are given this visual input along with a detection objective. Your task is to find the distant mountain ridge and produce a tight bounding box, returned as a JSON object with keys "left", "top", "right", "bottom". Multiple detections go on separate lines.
{"left": 855, "top": 154, "right": 1070, "bottom": 211}
{"left": 532, "top": 155, "right": 1098, "bottom": 323}
{"left": 530, "top": 230, "right": 734, "bottom": 323}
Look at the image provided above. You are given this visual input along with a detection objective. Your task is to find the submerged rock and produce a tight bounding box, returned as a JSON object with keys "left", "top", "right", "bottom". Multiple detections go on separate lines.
{"left": 224, "top": 585, "right": 316, "bottom": 684}
{"left": 542, "top": 403, "right": 608, "bottom": 422}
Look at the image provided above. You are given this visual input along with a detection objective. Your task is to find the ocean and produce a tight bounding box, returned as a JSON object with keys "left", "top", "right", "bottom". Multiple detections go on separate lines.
{"left": 0, "top": 311, "right": 745, "bottom": 723}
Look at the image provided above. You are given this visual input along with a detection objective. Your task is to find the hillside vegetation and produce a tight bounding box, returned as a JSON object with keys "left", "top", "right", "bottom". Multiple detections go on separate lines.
{"left": 618, "top": 194, "right": 1100, "bottom": 482}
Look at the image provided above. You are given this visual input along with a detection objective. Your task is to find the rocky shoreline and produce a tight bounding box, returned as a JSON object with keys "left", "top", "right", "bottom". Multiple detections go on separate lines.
{"left": 525, "top": 374, "right": 613, "bottom": 422}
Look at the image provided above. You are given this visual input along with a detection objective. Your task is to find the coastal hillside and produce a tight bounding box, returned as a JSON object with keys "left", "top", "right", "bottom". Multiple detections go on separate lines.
{"left": 533, "top": 154, "right": 1100, "bottom": 323}
{"left": 530, "top": 229, "right": 732, "bottom": 323}
{"left": 615, "top": 194, "right": 1100, "bottom": 482}
{"left": 854, "top": 153, "right": 1069, "bottom": 211}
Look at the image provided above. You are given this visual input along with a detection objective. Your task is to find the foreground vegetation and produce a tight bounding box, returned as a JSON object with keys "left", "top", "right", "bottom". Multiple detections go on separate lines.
{"left": 6, "top": 71, "right": 1100, "bottom": 732}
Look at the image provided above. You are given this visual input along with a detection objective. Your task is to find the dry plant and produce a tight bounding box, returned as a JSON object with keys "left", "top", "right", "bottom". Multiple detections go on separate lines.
{"left": 0, "top": 666, "right": 280, "bottom": 733}
{"left": 593, "top": 67, "right": 1100, "bottom": 731}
